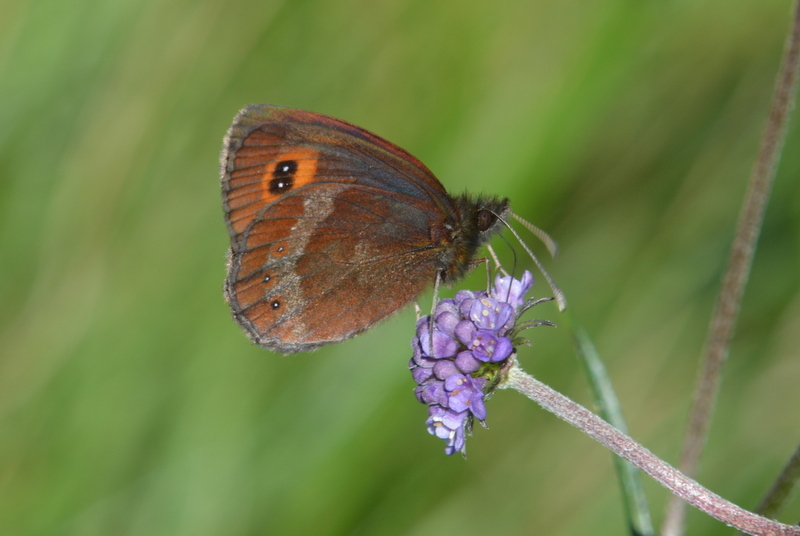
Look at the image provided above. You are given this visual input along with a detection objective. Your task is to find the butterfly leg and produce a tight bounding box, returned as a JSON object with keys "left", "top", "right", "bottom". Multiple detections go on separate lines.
{"left": 485, "top": 244, "right": 510, "bottom": 277}
{"left": 427, "top": 271, "right": 442, "bottom": 356}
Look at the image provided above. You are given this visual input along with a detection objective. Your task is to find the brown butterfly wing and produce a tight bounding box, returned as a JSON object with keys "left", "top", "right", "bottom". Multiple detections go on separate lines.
{"left": 221, "top": 105, "right": 459, "bottom": 353}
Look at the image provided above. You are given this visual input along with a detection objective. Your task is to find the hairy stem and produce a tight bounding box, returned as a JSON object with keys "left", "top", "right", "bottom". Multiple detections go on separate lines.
{"left": 500, "top": 363, "right": 800, "bottom": 536}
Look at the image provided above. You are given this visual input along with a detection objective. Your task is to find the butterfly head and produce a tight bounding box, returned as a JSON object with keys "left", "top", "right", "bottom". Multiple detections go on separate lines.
{"left": 438, "top": 194, "right": 509, "bottom": 284}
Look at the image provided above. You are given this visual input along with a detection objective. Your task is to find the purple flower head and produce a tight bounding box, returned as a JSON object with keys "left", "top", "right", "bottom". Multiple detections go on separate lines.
{"left": 454, "top": 350, "right": 481, "bottom": 373}
{"left": 414, "top": 316, "right": 458, "bottom": 360}
{"left": 445, "top": 374, "right": 488, "bottom": 420}
{"left": 415, "top": 381, "right": 447, "bottom": 406}
{"left": 426, "top": 406, "right": 468, "bottom": 456}
{"left": 491, "top": 270, "right": 534, "bottom": 309}
{"left": 455, "top": 314, "right": 513, "bottom": 363}
{"left": 454, "top": 289, "right": 487, "bottom": 318}
{"left": 469, "top": 329, "right": 514, "bottom": 362}
{"left": 470, "top": 297, "right": 515, "bottom": 332}
{"left": 410, "top": 270, "right": 546, "bottom": 456}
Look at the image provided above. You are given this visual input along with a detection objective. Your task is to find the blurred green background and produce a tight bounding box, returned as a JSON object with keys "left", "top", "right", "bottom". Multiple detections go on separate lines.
{"left": 1, "top": 0, "right": 799, "bottom": 534}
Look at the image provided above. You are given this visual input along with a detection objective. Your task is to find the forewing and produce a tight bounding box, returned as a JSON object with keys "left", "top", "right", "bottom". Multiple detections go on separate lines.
{"left": 221, "top": 104, "right": 455, "bottom": 245}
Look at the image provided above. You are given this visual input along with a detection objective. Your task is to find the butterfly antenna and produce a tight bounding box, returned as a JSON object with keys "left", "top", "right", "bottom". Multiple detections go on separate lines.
{"left": 488, "top": 236, "right": 518, "bottom": 303}
{"left": 497, "top": 213, "right": 567, "bottom": 311}
{"left": 498, "top": 233, "right": 520, "bottom": 278}
{"left": 511, "top": 211, "right": 559, "bottom": 258}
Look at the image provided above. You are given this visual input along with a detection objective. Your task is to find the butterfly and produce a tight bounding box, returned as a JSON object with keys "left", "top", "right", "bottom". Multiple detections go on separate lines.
{"left": 220, "top": 105, "right": 561, "bottom": 354}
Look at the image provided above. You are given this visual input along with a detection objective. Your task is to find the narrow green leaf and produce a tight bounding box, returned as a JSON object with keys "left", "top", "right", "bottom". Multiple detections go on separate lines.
{"left": 564, "top": 312, "right": 654, "bottom": 536}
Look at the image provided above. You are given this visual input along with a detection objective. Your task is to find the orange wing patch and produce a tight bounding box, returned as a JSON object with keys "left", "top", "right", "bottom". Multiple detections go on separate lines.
{"left": 225, "top": 128, "right": 319, "bottom": 235}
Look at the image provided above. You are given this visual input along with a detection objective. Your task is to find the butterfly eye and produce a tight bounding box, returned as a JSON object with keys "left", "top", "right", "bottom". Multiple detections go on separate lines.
{"left": 476, "top": 209, "right": 497, "bottom": 232}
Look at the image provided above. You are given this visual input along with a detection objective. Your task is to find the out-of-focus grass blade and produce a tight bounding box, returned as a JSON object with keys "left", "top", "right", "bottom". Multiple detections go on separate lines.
{"left": 735, "top": 442, "right": 800, "bottom": 536}
{"left": 759, "top": 441, "right": 800, "bottom": 517}
{"left": 564, "top": 311, "right": 654, "bottom": 536}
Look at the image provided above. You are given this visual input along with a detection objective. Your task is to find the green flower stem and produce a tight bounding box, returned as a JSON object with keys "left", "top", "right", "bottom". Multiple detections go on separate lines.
{"left": 500, "top": 361, "right": 800, "bottom": 536}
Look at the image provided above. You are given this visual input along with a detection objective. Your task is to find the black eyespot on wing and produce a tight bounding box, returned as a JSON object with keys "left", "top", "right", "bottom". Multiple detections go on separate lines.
{"left": 269, "top": 160, "right": 298, "bottom": 194}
